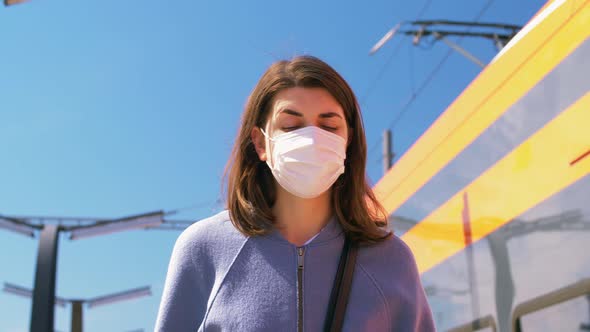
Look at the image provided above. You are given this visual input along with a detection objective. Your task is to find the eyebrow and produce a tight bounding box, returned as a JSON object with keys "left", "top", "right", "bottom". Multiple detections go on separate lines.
{"left": 278, "top": 109, "right": 343, "bottom": 119}
{"left": 279, "top": 109, "right": 303, "bottom": 117}
{"left": 318, "top": 112, "right": 343, "bottom": 119}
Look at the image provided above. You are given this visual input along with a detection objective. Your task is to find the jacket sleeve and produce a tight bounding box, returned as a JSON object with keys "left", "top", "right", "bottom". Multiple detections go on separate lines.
{"left": 400, "top": 246, "right": 436, "bottom": 332}
{"left": 411, "top": 272, "right": 436, "bottom": 332}
{"left": 155, "top": 229, "right": 210, "bottom": 331}
{"left": 384, "top": 237, "right": 437, "bottom": 331}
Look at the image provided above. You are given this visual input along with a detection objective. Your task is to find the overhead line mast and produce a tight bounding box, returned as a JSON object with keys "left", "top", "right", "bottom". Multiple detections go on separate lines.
{"left": 371, "top": 20, "right": 523, "bottom": 65}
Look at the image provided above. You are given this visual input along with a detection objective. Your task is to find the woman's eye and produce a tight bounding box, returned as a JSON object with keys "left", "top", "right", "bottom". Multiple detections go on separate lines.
{"left": 282, "top": 126, "right": 300, "bottom": 131}
{"left": 322, "top": 126, "right": 338, "bottom": 131}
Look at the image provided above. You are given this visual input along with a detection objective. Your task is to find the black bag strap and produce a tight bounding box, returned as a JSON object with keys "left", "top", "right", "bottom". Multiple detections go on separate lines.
{"left": 323, "top": 236, "right": 358, "bottom": 332}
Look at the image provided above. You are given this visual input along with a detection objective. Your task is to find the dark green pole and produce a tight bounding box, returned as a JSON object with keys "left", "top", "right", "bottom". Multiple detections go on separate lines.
{"left": 30, "top": 225, "right": 59, "bottom": 332}
{"left": 71, "top": 300, "right": 83, "bottom": 332}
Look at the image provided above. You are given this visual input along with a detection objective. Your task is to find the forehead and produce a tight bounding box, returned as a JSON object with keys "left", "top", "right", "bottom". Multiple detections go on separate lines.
{"left": 270, "top": 87, "right": 345, "bottom": 117}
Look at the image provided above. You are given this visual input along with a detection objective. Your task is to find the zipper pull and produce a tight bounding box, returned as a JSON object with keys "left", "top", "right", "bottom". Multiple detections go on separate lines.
{"left": 297, "top": 247, "right": 305, "bottom": 268}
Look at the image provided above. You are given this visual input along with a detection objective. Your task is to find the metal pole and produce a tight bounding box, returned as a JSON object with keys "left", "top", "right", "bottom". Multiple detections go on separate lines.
{"left": 71, "top": 300, "right": 83, "bottom": 332}
{"left": 434, "top": 32, "right": 486, "bottom": 68}
{"left": 30, "top": 225, "right": 59, "bottom": 332}
{"left": 382, "top": 129, "right": 393, "bottom": 175}
{"left": 487, "top": 231, "right": 515, "bottom": 332}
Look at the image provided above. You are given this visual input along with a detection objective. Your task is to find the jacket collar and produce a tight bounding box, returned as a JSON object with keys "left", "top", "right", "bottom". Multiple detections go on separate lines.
{"left": 265, "top": 216, "right": 344, "bottom": 247}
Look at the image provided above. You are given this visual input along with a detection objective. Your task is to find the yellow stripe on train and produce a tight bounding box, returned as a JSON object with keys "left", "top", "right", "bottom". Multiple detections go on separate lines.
{"left": 402, "top": 91, "right": 590, "bottom": 274}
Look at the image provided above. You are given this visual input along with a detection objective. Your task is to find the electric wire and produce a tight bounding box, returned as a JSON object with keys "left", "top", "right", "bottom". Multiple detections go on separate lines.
{"left": 364, "top": 0, "right": 434, "bottom": 159}
{"left": 370, "top": 0, "right": 496, "bottom": 165}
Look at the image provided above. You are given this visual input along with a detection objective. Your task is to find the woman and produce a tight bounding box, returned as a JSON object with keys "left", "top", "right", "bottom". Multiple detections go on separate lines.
{"left": 155, "top": 56, "right": 435, "bottom": 331}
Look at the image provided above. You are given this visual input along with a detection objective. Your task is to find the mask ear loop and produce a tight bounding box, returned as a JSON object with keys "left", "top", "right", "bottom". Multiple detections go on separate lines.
{"left": 259, "top": 127, "right": 275, "bottom": 168}
{"left": 259, "top": 127, "right": 274, "bottom": 141}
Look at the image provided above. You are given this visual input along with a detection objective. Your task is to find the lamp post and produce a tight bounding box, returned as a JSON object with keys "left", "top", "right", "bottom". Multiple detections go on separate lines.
{"left": 0, "top": 211, "right": 164, "bottom": 332}
{"left": 4, "top": 283, "right": 151, "bottom": 332}
{"left": 0, "top": 216, "right": 36, "bottom": 237}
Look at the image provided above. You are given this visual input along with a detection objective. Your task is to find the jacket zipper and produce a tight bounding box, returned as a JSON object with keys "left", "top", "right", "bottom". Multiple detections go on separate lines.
{"left": 297, "top": 246, "right": 305, "bottom": 332}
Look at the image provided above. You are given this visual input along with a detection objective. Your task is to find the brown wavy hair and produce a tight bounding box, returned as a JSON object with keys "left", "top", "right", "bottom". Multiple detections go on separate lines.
{"left": 224, "top": 55, "right": 391, "bottom": 245}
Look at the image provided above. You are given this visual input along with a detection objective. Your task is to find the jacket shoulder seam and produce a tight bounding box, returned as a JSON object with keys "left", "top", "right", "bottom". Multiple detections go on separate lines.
{"left": 201, "top": 236, "right": 251, "bottom": 329}
{"left": 357, "top": 262, "right": 392, "bottom": 328}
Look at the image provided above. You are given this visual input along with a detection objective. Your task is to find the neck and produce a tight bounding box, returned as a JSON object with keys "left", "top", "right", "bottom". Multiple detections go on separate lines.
{"left": 272, "top": 185, "right": 333, "bottom": 247}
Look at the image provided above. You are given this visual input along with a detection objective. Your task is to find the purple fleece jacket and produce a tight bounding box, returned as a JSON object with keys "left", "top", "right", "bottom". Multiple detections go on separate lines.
{"left": 155, "top": 211, "right": 435, "bottom": 331}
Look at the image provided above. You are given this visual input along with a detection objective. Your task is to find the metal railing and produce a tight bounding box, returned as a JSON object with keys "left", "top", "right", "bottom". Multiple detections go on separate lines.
{"left": 447, "top": 314, "right": 497, "bottom": 332}
{"left": 512, "top": 278, "right": 590, "bottom": 332}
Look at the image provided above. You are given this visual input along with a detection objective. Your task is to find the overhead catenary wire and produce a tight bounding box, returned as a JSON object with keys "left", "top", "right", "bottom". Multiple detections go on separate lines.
{"left": 364, "top": 0, "right": 434, "bottom": 159}
{"left": 368, "top": 43, "right": 418, "bottom": 166}
{"left": 362, "top": 0, "right": 433, "bottom": 106}
{"left": 361, "top": 39, "right": 406, "bottom": 108}
{"left": 411, "top": 19, "right": 521, "bottom": 31}
{"left": 415, "top": 0, "right": 434, "bottom": 19}
{"left": 409, "top": 42, "right": 416, "bottom": 95}
{"left": 387, "top": 0, "right": 496, "bottom": 131}
{"left": 370, "top": 0, "right": 496, "bottom": 165}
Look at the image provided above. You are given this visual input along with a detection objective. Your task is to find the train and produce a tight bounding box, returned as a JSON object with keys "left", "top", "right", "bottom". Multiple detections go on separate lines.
{"left": 373, "top": 0, "right": 590, "bottom": 330}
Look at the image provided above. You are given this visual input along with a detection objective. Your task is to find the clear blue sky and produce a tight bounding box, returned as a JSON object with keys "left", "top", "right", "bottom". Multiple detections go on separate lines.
{"left": 0, "top": 0, "right": 545, "bottom": 330}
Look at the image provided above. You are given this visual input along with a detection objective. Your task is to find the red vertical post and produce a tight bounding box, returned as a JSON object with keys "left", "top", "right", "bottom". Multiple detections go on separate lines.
{"left": 462, "top": 192, "right": 480, "bottom": 320}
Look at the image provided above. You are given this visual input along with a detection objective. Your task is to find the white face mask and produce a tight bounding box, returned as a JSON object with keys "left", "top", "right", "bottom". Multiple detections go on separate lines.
{"left": 260, "top": 126, "right": 347, "bottom": 199}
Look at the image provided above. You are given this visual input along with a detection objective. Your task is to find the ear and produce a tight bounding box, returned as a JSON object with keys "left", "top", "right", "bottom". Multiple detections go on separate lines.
{"left": 251, "top": 127, "right": 267, "bottom": 162}
{"left": 347, "top": 127, "right": 354, "bottom": 147}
